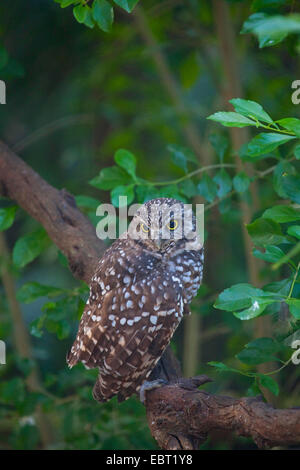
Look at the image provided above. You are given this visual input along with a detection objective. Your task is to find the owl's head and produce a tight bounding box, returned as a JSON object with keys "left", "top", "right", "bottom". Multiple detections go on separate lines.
{"left": 127, "top": 198, "right": 202, "bottom": 255}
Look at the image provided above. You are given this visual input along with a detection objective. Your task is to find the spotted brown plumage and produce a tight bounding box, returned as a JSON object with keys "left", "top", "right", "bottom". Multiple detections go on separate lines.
{"left": 67, "top": 198, "right": 204, "bottom": 402}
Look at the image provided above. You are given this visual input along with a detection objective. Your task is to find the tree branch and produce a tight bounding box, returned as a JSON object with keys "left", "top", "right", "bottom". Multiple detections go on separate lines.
{"left": 145, "top": 376, "right": 300, "bottom": 450}
{"left": 0, "top": 140, "right": 104, "bottom": 283}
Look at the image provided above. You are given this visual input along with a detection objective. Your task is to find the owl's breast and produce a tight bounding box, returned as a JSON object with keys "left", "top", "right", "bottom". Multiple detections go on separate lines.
{"left": 167, "top": 248, "right": 204, "bottom": 303}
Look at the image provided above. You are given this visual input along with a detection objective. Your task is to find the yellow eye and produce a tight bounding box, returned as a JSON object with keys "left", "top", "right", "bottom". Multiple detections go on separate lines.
{"left": 167, "top": 219, "right": 178, "bottom": 231}
{"left": 141, "top": 223, "right": 150, "bottom": 233}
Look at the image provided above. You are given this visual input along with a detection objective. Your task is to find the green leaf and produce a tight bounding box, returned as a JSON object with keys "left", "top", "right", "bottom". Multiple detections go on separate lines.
{"left": 59, "top": 0, "right": 76, "bottom": 8}
{"left": 0, "top": 206, "right": 17, "bottom": 231}
{"left": 42, "top": 297, "right": 79, "bottom": 339}
{"left": 276, "top": 118, "right": 300, "bottom": 137}
{"left": 245, "top": 337, "right": 283, "bottom": 354}
{"left": 246, "top": 133, "right": 296, "bottom": 157}
{"left": 159, "top": 185, "right": 186, "bottom": 202}
{"left": 136, "top": 185, "right": 160, "bottom": 203}
{"left": 272, "top": 241, "right": 300, "bottom": 269}
{"left": 233, "top": 298, "right": 275, "bottom": 320}
{"left": 0, "top": 377, "right": 26, "bottom": 405}
{"left": 207, "top": 111, "right": 256, "bottom": 128}
{"left": 287, "top": 225, "right": 300, "bottom": 240}
{"left": 209, "top": 134, "right": 229, "bottom": 162}
{"left": 247, "top": 379, "right": 262, "bottom": 397}
{"left": 179, "top": 179, "right": 197, "bottom": 198}
{"left": 281, "top": 175, "right": 300, "bottom": 204}
{"left": 167, "top": 144, "right": 198, "bottom": 173}
{"left": 92, "top": 0, "right": 114, "bottom": 32}
{"left": 57, "top": 251, "right": 69, "bottom": 268}
{"left": 258, "top": 374, "right": 279, "bottom": 396}
{"left": 233, "top": 172, "right": 250, "bottom": 193}
{"left": 13, "top": 229, "right": 50, "bottom": 268}
{"left": 214, "top": 283, "right": 275, "bottom": 312}
{"left": 236, "top": 348, "right": 279, "bottom": 365}
{"left": 213, "top": 169, "right": 232, "bottom": 198}
{"left": 273, "top": 161, "right": 296, "bottom": 199}
{"left": 83, "top": 6, "right": 95, "bottom": 28}
{"left": 114, "top": 148, "right": 137, "bottom": 179}
{"left": 17, "top": 282, "right": 66, "bottom": 304}
{"left": 253, "top": 245, "right": 285, "bottom": 263}
{"left": 110, "top": 185, "right": 134, "bottom": 207}
{"left": 263, "top": 205, "right": 300, "bottom": 223}
{"left": 75, "top": 195, "right": 100, "bottom": 210}
{"left": 264, "top": 278, "right": 291, "bottom": 296}
{"left": 197, "top": 173, "right": 218, "bottom": 203}
{"left": 230, "top": 98, "right": 273, "bottom": 124}
{"left": 30, "top": 316, "right": 45, "bottom": 338}
{"left": 294, "top": 144, "right": 300, "bottom": 160}
{"left": 113, "top": 0, "right": 139, "bottom": 13}
{"left": 73, "top": 4, "right": 87, "bottom": 23}
{"left": 89, "top": 166, "right": 132, "bottom": 190}
{"left": 246, "top": 217, "right": 286, "bottom": 246}
{"left": 242, "top": 13, "right": 300, "bottom": 48}
{"left": 207, "top": 361, "right": 240, "bottom": 373}
{"left": 286, "top": 299, "right": 300, "bottom": 319}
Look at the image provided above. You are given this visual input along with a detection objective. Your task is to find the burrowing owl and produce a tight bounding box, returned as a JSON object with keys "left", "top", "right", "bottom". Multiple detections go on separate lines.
{"left": 67, "top": 198, "right": 204, "bottom": 402}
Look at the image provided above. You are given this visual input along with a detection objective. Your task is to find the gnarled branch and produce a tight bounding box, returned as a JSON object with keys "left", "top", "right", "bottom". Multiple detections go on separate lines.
{"left": 145, "top": 376, "right": 300, "bottom": 450}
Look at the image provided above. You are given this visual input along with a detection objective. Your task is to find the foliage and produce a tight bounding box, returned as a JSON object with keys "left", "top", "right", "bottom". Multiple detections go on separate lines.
{"left": 54, "top": 0, "right": 139, "bottom": 31}
{"left": 0, "top": 0, "right": 299, "bottom": 451}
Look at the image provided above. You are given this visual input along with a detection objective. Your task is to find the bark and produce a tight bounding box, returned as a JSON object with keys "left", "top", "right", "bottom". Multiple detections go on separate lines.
{"left": 146, "top": 376, "right": 300, "bottom": 450}
{"left": 1, "top": 141, "right": 300, "bottom": 450}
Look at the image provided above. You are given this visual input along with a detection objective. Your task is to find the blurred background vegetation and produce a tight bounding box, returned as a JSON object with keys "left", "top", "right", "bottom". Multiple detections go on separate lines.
{"left": 0, "top": 0, "right": 299, "bottom": 450}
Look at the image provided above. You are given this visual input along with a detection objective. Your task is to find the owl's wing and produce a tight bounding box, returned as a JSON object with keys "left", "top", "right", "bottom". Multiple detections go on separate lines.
{"left": 66, "top": 240, "right": 123, "bottom": 368}
{"left": 92, "top": 278, "right": 183, "bottom": 402}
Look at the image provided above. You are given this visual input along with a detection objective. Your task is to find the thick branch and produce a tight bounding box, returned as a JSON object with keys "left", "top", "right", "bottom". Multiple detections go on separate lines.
{"left": 0, "top": 140, "right": 104, "bottom": 283}
{"left": 146, "top": 376, "right": 300, "bottom": 449}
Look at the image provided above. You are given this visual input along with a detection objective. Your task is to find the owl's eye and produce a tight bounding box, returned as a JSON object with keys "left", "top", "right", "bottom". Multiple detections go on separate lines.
{"left": 141, "top": 223, "right": 150, "bottom": 233}
{"left": 167, "top": 219, "right": 178, "bottom": 231}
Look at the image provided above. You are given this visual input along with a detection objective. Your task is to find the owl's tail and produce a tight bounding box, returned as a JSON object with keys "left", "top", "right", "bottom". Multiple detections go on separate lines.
{"left": 92, "top": 372, "right": 134, "bottom": 403}
{"left": 92, "top": 374, "right": 112, "bottom": 403}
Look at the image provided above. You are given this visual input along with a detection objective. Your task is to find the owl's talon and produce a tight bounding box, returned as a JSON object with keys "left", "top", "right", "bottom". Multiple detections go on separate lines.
{"left": 139, "top": 379, "right": 168, "bottom": 404}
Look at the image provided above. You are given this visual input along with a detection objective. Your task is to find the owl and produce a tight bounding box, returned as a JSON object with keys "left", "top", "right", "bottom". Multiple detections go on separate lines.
{"left": 67, "top": 198, "right": 204, "bottom": 402}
